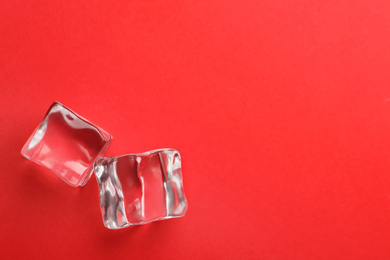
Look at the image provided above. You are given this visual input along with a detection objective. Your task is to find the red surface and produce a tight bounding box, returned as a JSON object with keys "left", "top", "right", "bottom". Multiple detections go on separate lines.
{"left": 1, "top": 0, "right": 390, "bottom": 259}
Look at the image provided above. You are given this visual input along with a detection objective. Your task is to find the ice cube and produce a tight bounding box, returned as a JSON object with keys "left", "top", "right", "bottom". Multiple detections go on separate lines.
{"left": 94, "top": 149, "right": 187, "bottom": 229}
{"left": 21, "top": 102, "right": 112, "bottom": 187}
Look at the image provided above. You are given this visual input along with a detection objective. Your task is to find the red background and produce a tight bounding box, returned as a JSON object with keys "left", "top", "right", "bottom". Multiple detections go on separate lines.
{"left": 1, "top": 0, "right": 390, "bottom": 259}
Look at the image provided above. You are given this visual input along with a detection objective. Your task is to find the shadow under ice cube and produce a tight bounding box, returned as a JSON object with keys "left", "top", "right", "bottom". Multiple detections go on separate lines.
{"left": 94, "top": 149, "right": 188, "bottom": 229}
{"left": 21, "top": 102, "right": 112, "bottom": 187}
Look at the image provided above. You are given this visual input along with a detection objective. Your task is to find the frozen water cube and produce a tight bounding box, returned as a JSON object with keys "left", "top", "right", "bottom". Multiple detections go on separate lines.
{"left": 21, "top": 102, "right": 112, "bottom": 187}
{"left": 94, "top": 149, "right": 188, "bottom": 229}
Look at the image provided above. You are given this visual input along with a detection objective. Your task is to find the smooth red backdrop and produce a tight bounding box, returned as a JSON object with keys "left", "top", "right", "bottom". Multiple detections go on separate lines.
{"left": 1, "top": 0, "right": 390, "bottom": 259}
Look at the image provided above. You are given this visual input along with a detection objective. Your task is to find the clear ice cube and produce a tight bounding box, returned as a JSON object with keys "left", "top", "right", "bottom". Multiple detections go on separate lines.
{"left": 94, "top": 149, "right": 188, "bottom": 229}
{"left": 21, "top": 102, "right": 112, "bottom": 187}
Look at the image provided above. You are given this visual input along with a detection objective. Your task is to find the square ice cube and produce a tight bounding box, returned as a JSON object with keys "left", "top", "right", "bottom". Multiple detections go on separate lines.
{"left": 21, "top": 102, "right": 112, "bottom": 187}
{"left": 94, "top": 149, "right": 188, "bottom": 229}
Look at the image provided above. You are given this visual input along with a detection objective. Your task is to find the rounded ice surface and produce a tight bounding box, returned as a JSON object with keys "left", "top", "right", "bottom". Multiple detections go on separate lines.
{"left": 21, "top": 102, "right": 112, "bottom": 187}
{"left": 94, "top": 149, "right": 188, "bottom": 229}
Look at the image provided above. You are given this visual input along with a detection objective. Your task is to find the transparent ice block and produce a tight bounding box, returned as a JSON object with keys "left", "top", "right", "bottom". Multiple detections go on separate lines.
{"left": 94, "top": 149, "right": 188, "bottom": 229}
{"left": 21, "top": 102, "right": 112, "bottom": 187}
